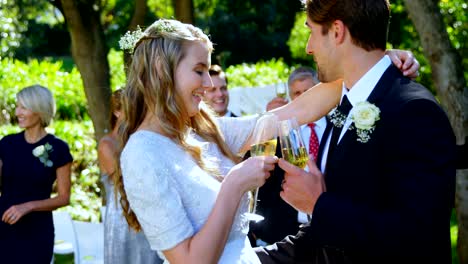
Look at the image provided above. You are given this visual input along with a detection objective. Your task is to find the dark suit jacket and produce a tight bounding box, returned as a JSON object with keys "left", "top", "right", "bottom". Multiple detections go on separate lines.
{"left": 256, "top": 65, "right": 456, "bottom": 263}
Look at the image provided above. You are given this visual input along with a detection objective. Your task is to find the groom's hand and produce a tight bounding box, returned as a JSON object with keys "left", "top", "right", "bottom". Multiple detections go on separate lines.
{"left": 278, "top": 155, "right": 325, "bottom": 214}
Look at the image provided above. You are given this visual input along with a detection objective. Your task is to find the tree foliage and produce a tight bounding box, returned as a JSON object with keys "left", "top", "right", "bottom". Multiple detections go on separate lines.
{"left": 198, "top": 0, "right": 302, "bottom": 67}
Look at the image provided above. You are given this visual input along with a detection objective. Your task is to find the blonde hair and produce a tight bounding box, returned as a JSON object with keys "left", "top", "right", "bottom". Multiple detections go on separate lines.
{"left": 115, "top": 19, "right": 239, "bottom": 231}
{"left": 16, "top": 85, "right": 56, "bottom": 127}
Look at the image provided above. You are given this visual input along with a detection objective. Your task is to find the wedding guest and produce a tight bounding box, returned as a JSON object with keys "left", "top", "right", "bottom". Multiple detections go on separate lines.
{"left": 98, "top": 89, "right": 161, "bottom": 264}
{"left": 0, "top": 85, "right": 73, "bottom": 263}
{"left": 205, "top": 64, "right": 238, "bottom": 117}
{"left": 256, "top": 0, "right": 455, "bottom": 263}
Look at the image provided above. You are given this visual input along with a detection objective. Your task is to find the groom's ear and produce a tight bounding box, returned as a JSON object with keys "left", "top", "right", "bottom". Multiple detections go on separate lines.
{"left": 332, "top": 20, "right": 346, "bottom": 45}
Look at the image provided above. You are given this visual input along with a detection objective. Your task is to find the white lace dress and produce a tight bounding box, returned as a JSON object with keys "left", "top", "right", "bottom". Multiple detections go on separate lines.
{"left": 121, "top": 116, "right": 259, "bottom": 264}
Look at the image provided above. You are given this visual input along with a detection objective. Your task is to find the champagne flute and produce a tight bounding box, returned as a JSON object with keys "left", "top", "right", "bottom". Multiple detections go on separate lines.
{"left": 246, "top": 113, "right": 278, "bottom": 222}
{"left": 275, "top": 82, "right": 288, "bottom": 99}
{"left": 278, "top": 118, "right": 309, "bottom": 169}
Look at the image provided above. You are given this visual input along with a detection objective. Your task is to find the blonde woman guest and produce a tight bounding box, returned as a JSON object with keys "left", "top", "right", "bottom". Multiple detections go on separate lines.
{"left": 0, "top": 85, "right": 73, "bottom": 263}
{"left": 98, "top": 89, "right": 162, "bottom": 264}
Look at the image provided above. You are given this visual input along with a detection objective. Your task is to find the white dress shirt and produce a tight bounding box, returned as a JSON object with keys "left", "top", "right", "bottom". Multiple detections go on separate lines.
{"left": 320, "top": 55, "right": 392, "bottom": 173}
{"left": 297, "top": 116, "right": 327, "bottom": 223}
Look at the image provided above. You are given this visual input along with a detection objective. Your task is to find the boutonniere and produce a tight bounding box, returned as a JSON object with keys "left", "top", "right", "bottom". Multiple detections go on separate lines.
{"left": 32, "top": 143, "right": 53, "bottom": 167}
{"left": 329, "top": 101, "right": 380, "bottom": 143}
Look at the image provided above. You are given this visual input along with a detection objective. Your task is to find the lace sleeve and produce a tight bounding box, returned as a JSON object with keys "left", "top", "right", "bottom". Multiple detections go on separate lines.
{"left": 121, "top": 132, "right": 194, "bottom": 251}
{"left": 216, "top": 115, "right": 259, "bottom": 155}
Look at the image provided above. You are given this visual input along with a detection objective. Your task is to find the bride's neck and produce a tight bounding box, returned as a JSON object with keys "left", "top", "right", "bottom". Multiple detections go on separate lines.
{"left": 139, "top": 113, "right": 165, "bottom": 135}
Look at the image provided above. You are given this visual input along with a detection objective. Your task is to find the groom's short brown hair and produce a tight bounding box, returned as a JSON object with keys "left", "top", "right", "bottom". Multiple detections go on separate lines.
{"left": 304, "top": 0, "right": 390, "bottom": 51}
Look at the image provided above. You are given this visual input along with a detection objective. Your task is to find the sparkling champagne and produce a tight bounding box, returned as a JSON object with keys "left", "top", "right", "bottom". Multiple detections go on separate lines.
{"left": 250, "top": 139, "right": 277, "bottom": 156}
{"left": 276, "top": 91, "right": 287, "bottom": 98}
{"left": 282, "top": 146, "right": 308, "bottom": 168}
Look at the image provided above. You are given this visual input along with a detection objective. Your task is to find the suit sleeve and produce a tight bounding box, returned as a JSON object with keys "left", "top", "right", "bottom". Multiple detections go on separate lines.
{"left": 309, "top": 98, "right": 455, "bottom": 258}
{"left": 255, "top": 224, "right": 317, "bottom": 264}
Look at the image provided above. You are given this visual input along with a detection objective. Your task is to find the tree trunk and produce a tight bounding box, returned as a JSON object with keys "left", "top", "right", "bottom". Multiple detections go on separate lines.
{"left": 174, "top": 0, "right": 194, "bottom": 24}
{"left": 123, "top": 0, "right": 148, "bottom": 74}
{"left": 403, "top": 0, "right": 468, "bottom": 262}
{"left": 59, "top": 0, "right": 111, "bottom": 141}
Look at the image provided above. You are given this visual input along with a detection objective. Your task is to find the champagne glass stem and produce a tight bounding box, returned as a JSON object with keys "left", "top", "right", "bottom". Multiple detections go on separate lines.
{"left": 252, "top": 187, "right": 260, "bottom": 214}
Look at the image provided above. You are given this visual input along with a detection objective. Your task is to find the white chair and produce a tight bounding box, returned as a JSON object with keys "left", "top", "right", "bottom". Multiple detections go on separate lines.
{"left": 73, "top": 220, "right": 104, "bottom": 264}
{"left": 52, "top": 210, "right": 80, "bottom": 264}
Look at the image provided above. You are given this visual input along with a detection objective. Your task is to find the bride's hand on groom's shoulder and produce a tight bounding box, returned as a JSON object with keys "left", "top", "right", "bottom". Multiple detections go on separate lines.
{"left": 385, "top": 49, "right": 420, "bottom": 79}
{"left": 278, "top": 156, "right": 324, "bottom": 214}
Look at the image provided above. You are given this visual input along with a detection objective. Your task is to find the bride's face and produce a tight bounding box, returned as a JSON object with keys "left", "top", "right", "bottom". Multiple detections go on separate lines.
{"left": 174, "top": 41, "right": 213, "bottom": 118}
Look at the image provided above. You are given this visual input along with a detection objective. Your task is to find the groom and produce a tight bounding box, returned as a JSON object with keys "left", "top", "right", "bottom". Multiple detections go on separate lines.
{"left": 256, "top": 0, "right": 456, "bottom": 263}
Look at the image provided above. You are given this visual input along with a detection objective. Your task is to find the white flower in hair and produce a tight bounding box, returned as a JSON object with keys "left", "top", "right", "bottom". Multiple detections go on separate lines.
{"left": 118, "top": 20, "right": 177, "bottom": 53}
{"left": 118, "top": 26, "right": 144, "bottom": 53}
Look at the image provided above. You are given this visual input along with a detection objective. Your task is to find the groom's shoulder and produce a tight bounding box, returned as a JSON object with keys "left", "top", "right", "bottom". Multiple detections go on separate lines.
{"left": 381, "top": 72, "right": 451, "bottom": 126}
{"left": 386, "top": 71, "right": 437, "bottom": 106}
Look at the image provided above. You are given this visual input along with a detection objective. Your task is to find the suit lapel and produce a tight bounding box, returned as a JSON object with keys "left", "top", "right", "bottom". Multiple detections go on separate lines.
{"left": 336, "top": 65, "right": 401, "bottom": 148}
{"left": 316, "top": 118, "right": 333, "bottom": 167}
{"left": 324, "top": 65, "right": 402, "bottom": 170}
{"left": 366, "top": 65, "right": 400, "bottom": 105}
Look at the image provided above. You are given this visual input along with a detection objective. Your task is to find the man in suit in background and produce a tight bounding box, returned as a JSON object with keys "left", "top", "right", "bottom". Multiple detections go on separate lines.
{"left": 256, "top": 0, "right": 455, "bottom": 263}
{"left": 204, "top": 64, "right": 238, "bottom": 117}
{"left": 250, "top": 67, "right": 327, "bottom": 246}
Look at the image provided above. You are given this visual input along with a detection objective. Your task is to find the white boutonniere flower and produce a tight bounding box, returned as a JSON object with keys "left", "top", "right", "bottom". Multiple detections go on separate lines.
{"left": 328, "top": 101, "right": 380, "bottom": 143}
{"left": 329, "top": 108, "right": 347, "bottom": 129}
{"left": 350, "top": 101, "right": 380, "bottom": 143}
{"left": 32, "top": 143, "right": 53, "bottom": 167}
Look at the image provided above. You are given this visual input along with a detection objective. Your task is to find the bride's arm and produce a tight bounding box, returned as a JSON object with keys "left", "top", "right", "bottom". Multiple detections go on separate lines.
{"left": 236, "top": 80, "right": 342, "bottom": 153}
{"left": 237, "top": 50, "right": 419, "bottom": 152}
{"left": 163, "top": 156, "right": 277, "bottom": 264}
{"left": 269, "top": 79, "right": 342, "bottom": 125}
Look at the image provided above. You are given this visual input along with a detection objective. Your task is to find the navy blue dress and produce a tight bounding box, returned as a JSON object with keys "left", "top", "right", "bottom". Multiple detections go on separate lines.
{"left": 0, "top": 131, "right": 73, "bottom": 264}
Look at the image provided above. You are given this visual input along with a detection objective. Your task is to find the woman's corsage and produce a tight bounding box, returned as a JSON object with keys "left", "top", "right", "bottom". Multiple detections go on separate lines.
{"left": 329, "top": 101, "right": 380, "bottom": 143}
{"left": 32, "top": 143, "right": 53, "bottom": 167}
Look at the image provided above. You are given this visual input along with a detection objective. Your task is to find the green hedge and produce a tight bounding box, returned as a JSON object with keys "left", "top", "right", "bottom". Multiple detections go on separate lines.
{"left": 0, "top": 58, "right": 87, "bottom": 123}
{"left": 0, "top": 49, "right": 126, "bottom": 125}
{"left": 225, "top": 58, "right": 293, "bottom": 88}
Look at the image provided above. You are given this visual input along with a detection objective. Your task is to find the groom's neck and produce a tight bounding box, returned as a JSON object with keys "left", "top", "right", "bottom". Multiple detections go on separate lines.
{"left": 342, "top": 48, "right": 386, "bottom": 90}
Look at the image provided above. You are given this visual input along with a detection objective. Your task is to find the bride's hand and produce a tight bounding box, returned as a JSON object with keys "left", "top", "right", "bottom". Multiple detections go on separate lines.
{"left": 224, "top": 156, "right": 278, "bottom": 194}
{"left": 385, "top": 49, "right": 420, "bottom": 79}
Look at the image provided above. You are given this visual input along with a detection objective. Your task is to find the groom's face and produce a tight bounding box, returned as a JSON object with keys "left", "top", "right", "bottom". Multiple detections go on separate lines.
{"left": 305, "top": 17, "right": 341, "bottom": 82}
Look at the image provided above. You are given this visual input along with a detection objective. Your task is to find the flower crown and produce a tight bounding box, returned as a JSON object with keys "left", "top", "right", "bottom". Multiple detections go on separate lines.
{"left": 118, "top": 20, "right": 176, "bottom": 53}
